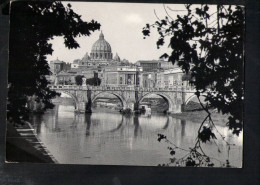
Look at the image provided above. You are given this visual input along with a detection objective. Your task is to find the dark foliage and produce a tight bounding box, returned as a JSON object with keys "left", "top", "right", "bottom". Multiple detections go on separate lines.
{"left": 158, "top": 133, "right": 166, "bottom": 142}
{"left": 157, "top": 133, "right": 231, "bottom": 167}
{"left": 86, "top": 77, "right": 101, "bottom": 86}
{"left": 75, "top": 75, "right": 84, "bottom": 86}
{"left": 8, "top": 1, "right": 100, "bottom": 124}
{"left": 143, "top": 5, "right": 244, "bottom": 135}
{"left": 144, "top": 4, "right": 244, "bottom": 167}
{"left": 198, "top": 126, "right": 217, "bottom": 143}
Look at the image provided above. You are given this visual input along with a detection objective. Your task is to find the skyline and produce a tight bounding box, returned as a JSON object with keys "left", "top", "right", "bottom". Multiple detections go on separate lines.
{"left": 46, "top": 2, "right": 188, "bottom": 64}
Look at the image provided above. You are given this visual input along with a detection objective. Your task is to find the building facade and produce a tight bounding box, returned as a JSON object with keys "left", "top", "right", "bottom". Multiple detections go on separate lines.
{"left": 103, "top": 66, "right": 143, "bottom": 87}
{"left": 157, "top": 67, "right": 183, "bottom": 88}
{"left": 135, "top": 60, "right": 176, "bottom": 72}
{"left": 49, "top": 58, "right": 71, "bottom": 74}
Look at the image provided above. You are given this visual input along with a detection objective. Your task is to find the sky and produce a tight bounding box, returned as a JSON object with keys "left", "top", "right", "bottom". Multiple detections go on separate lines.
{"left": 46, "top": 2, "right": 190, "bottom": 64}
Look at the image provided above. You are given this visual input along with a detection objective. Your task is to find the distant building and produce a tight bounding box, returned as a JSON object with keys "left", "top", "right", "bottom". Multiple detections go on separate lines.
{"left": 136, "top": 60, "right": 160, "bottom": 72}
{"left": 135, "top": 60, "right": 176, "bottom": 72}
{"left": 141, "top": 72, "right": 156, "bottom": 88}
{"left": 56, "top": 71, "right": 75, "bottom": 85}
{"left": 48, "top": 31, "right": 186, "bottom": 88}
{"left": 162, "top": 67, "right": 183, "bottom": 88}
{"left": 155, "top": 70, "right": 165, "bottom": 88}
{"left": 49, "top": 58, "right": 64, "bottom": 74}
{"left": 67, "top": 31, "right": 130, "bottom": 73}
{"left": 49, "top": 58, "right": 71, "bottom": 74}
{"left": 160, "top": 61, "right": 176, "bottom": 70}
{"left": 139, "top": 67, "right": 184, "bottom": 88}
{"left": 71, "top": 59, "right": 80, "bottom": 68}
{"left": 103, "top": 66, "right": 143, "bottom": 86}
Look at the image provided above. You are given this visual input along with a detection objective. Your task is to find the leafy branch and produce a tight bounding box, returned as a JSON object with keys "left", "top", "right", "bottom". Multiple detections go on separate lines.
{"left": 8, "top": 1, "right": 101, "bottom": 124}
{"left": 143, "top": 4, "right": 244, "bottom": 167}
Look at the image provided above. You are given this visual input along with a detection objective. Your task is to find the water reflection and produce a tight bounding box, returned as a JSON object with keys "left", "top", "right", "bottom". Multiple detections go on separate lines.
{"left": 133, "top": 115, "right": 141, "bottom": 138}
{"left": 29, "top": 105, "right": 242, "bottom": 167}
{"left": 85, "top": 114, "right": 91, "bottom": 136}
{"left": 181, "top": 119, "right": 186, "bottom": 138}
{"left": 162, "top": 117, "right": 170, "bottom": 130}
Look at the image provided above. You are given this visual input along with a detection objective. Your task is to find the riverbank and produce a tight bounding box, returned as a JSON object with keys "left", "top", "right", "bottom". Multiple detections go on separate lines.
{"left": 171, "top": 109, "right": 229, "bottom": 127}
{"left": 6, "top": 121, "right": 57, "bottom": 163}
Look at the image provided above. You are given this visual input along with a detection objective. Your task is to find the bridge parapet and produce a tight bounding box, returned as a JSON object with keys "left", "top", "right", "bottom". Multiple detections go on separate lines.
{"left": 48, "top": 84, "right": 196, "bottom": 92}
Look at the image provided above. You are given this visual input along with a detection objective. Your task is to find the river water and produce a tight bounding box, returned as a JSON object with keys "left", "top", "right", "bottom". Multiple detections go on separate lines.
{"left": 29, "top": 105, "right": 242, "bottom": 167}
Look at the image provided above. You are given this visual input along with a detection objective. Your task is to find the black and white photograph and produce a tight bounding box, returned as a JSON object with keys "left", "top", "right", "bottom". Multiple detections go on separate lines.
{"left": 6, "top": 1, "right": 244, "bottom": 168}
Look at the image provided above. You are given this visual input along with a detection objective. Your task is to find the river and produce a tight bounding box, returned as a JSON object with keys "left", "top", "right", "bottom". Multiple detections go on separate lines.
{"left": 29, "top": 104, "right": 242, "bottom": 167}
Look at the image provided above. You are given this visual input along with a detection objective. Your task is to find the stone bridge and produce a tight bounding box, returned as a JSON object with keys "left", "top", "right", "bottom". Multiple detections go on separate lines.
{"left": 49, "top": 82, "right": 197, "bottom": 114}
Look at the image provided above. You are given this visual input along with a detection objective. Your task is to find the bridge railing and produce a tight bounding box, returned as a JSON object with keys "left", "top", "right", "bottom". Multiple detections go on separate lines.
{"left": 48, "top": 84, "right": 196, "bottom": 92}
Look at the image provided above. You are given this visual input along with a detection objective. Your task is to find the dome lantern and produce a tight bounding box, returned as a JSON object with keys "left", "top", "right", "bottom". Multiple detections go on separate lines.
{"left": 99, "top": 31, "right": 104, "bottom": 40}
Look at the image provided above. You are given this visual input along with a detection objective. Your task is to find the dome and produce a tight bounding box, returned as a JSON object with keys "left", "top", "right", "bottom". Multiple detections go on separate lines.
{"left": 82, "top": 52, "right": 91, "bottom": 61}
{"left": 114, "top": 53, "right": 120, "bottom": 62}
{"left": 90, "top": 32, "right": 112, "bottom": 55}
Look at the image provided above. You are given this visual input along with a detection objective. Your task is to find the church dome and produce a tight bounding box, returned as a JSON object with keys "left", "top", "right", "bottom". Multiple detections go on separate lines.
{"left": 82, "top": 52, "right": 91, "bottom": 61}
{"left": 114, "top": 53, "right": 120, "bottom": 62}
{"left": 90, "top": 31, "right": 113, "bottom": 60}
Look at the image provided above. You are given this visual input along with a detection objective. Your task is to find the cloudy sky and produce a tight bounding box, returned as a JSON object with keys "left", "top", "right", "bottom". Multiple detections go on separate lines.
{"left": 46, "top": 2, "right": 190, "bottom": 63}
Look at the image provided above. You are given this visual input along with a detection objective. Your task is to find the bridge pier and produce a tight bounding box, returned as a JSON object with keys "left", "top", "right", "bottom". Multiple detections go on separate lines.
{"left": 167, "top": 103, "right": 182, "bottom": 114}
{"left": 85, "top": 89, "right": 92, "bottom": 113}
{"left": 75, "top": 102, "right": 86, "bottom": 113}
{"left": 75, "top": 90, "right": 92, "bottom": 114}
{"left": 85, "top": 101, "right": 92, "bottom": 113}
{"left": 75, "top": 101, "right": 92, "bottom": 114}
{"left": 181, "top": 104, "right": 185, "bottom": 112}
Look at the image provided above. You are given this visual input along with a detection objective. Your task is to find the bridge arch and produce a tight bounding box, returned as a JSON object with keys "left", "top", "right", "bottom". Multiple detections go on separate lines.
{"left": 92, "top": 91, "right": 127, "bottom": 109}
{"left": 138, "top": 92, "right": 175, "bottom": 113}
{"left": 185, "top": 94, "right": 197, "bottom": 105}
{"left": 55, "top": 90, "right": 79, "bottom": 110}
{"left": 184, "top": 93, "right": 207, "bottom": 106}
